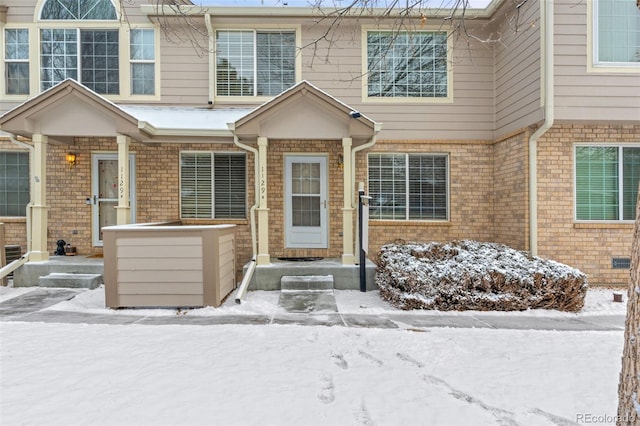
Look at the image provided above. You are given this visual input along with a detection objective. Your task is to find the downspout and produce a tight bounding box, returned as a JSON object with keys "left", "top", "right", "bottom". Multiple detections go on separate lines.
{"left": 351, "top": 125, "right": 381, "bottom": 208}
{"left": 232, "top": 134, "right": 259, "bottom": 303}
{"left": 204, "top": 13, "right": 215, "bottom": 107}
{"left": 528, "top": 0, "right": 554, "bottom": 257}
{"left": 350, "top": 123, "right": 381, "bottom": 259}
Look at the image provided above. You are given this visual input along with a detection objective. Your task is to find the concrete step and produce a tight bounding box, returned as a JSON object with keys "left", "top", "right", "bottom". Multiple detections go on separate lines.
{"left": 280, "top": 275, "right": 334, "bottom": 291}
{"left": 39, "top": 272, "right": 103, "bottom": 289}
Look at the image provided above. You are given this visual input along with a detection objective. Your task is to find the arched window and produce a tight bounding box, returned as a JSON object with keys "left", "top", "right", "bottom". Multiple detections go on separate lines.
{"left": 41, "top": 0, "right": 117, "bottom": 20}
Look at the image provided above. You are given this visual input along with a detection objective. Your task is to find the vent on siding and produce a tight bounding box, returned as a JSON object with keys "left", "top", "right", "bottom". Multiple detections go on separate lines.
{"left": 612, "top": 258, "right": 631, "bottom": 269}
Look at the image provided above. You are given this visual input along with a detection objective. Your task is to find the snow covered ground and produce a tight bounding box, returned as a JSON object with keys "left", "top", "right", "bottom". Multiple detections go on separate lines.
{"left": 0, "top": 286, "right": 629, "bottom": 426}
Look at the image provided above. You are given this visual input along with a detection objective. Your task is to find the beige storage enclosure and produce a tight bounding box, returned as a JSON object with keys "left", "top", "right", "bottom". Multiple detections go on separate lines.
{"left": 103, "top": 223, "right": 236, "bottom": 308}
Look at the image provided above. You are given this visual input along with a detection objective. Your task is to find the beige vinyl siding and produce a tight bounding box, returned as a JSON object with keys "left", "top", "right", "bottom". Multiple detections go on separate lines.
{"left": 298, "top": 19, "right": 495, "bottom": 141}
{"left": 104, "top": 225, "right": 237, "bottom": 308}
{"left": 0, "top": 0, "right": 38, "bottom": 23}
{"left": 554, "top": 0, "right": 640, "bottom": 122}
{"left": 494, "top": 0, "right": 543, "bottom": 138}
{"left": 157, "top": 26, "right": 209, "bottom": 105}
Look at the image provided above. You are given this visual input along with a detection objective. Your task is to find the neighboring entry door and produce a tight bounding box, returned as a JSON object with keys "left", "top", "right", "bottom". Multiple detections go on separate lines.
{"left": 285, "top": 155, "right": 328, "bottom": 249}
{"left": 92, "top": 153, "right": 135, "bottom": 246}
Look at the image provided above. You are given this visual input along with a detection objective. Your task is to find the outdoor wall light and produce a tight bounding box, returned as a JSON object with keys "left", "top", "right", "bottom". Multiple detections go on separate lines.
{"left": 66, "top": 153, "right": 76, "bottom": 168}
{"left": 338, "top": 154, "right": 344, "bottom": 170}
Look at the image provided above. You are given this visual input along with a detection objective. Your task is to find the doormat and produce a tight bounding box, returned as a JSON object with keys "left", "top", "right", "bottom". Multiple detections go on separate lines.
{"left": 86, "top": 254, "right": 103, "bottom": 259}
{"left": 277, "top": 257, "right": 324, "bottom": 262}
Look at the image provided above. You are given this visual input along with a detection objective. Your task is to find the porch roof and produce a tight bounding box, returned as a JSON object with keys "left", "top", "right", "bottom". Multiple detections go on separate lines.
{"left": 230, "top": 80, "right": 381, "bottom": 145}
{"left": 0, "top": 79, "right": 379, "bottom": 145}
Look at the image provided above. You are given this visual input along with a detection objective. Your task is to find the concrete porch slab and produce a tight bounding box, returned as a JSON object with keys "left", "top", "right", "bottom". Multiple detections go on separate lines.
{"left": 13, "top": 255, "right": 104, "bottom": 287}
{"left": 246, "top": 258, "right": 377, "bottom": 291}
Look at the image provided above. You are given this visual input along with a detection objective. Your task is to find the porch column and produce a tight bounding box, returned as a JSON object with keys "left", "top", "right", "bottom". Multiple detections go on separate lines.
{"left": 341, "top": 137, "right": 355, "bottom": 265}
{"left": 30, "top": 134, "right": 49, "bottom": 261}
{"left": 115, "top": 135, "right": 131, "bottom": 225}
{"left": 256, "top": 136, "right": 270, "bottom": 265}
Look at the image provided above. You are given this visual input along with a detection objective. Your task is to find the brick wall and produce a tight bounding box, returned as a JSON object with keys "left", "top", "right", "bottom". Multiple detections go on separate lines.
{"left": 493, "top": 130, "right": 529, "bottom": 250}
{"left": 356, "top": 139, "right": 496, "bottom": 257}
{"left": 266, "top": 139, "right": 345, "bottom": 259}
{"left": 537, "top": 124, "right": 640, "bottom": 285}
{"left": 0, "top": 137, "right": 254, "bottom": 278}
{"left": 3, "top": 124, "right": 638, "bottom": 286}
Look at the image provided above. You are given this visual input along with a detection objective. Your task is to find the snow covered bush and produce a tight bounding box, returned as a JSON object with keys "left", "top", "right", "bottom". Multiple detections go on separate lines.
{"left": 376, "top": 240, "right": 588, "bottom": 312}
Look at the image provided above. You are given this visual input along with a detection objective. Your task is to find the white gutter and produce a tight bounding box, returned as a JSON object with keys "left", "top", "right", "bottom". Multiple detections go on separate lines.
{"left": 350, "top": 123, "right": 382, "bottom": 259}
{"left": 140, "top": 5, "right": 498, "bottom": 19}
{"left": 351, "top": 123, "right": 382, "bottom": 208}
{"left": 231, "top": 132, "right": 259, "bottom": 303}
{"left": 204, "top": 13, "right": 215, "bottom": 106}
{"left": 528, "top": 0, "right": 554, "bottom": 257}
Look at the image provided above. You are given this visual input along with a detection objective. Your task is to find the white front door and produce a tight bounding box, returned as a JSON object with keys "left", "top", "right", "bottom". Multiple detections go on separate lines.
{"left": 92, "top": 153, "right": 135, "bottom": 246}
{"left": 285, "top": 155, "right": 328, "bottom": 249}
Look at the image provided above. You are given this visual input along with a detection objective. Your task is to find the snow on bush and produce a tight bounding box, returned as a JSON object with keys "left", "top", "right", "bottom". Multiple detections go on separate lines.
{"left": 376, "top": 240, "right": 588, "bottom": 312}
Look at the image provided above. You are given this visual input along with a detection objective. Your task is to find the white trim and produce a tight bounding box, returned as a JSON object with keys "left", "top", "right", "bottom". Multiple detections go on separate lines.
{"left": 212, "top": 24, "right": 302, "bottom": 103}
{"left": 34, "top": 0, "right": 121, "bottom": 22}
{"left": 284, "top": 154, "right": 329, "bottom": 249}
{"left": 587, "top": 0, "right": 640, "bottom": 74}
{"left": 573, "top": 143, "right": 640, "bottom": 224}
{"left": 178, "top": 150, "right": 248, "bottom": 220}
{"left": 361, "top": 25, "right": 454, "bottom": 104}
{"left": 366, "top": 152, "right": 450, "bottom": 222}
{"left": 92, "top": 152, "right": 135, "bottom": 246}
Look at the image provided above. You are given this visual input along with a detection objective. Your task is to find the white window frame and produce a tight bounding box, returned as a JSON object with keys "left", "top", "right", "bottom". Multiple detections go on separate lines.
{"left": 3, "top": 28, "right": 30, "bottom": 96}
{"left": 361, "top": 26, "right": 454, "bottom": 104}
{"left": 367, "top": 152, "right": 450, "bottom": 222}
{"left": 574, "top": 143, "right": 640, "bottom": 223}
{"left": 39, "top": 27, "right": 121, "bottom": 94}
{"left": 129, "top": 28, "right": 156, "bottom": 95}
{"left": 213, "top": 24, "right": 301, "bottom": 103}
{"left": 588, "top": 0, "right": 640, "bottom": 73}
{"left": 179, "top": 151, "right": 247, "bottom": 220}
{"left": 0, "top": 151, "right": 30, "bottom": 218}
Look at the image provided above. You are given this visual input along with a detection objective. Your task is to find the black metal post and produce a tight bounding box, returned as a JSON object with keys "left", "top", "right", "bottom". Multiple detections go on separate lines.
{"left": 358, "top": 188, "right": 366, "bottom": 292}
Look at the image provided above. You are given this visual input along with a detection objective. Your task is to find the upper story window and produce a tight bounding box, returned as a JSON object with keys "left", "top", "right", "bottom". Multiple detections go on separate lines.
{"left": 40, "top": 28, "right": 120, "bottom": 94}
{"left": 130, "top": 29, "right": 155, "bottom": 95}
{"left": 368, "top": 153, "right": 449, "bottom": 221}
{"left": 575, "top": 145, "right": 640, "bottom": 221}
{"left": 215, "top": 30, "right": 296, "bottom": 97}
{"left": 4, "top": 29, "right": 30, "bottom": 95}
{"left": 41, "top": 0, "right": 117, "bottom": 20}
{"left": 365, "top": 30, "right": 450, "bottom": 100}
{"left": 594, "top": 0, "right": 640, "bottom": 66}
{"left": 39, "top": 0, "right": 119, "bottom": 94}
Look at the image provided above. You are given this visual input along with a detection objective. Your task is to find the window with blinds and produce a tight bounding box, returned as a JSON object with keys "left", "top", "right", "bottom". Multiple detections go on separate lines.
{"left": 368, "top": 153, "right": 448, "bottom": 221}
{"left": 575, "top": 145, "right": 640, "bottom": 221}
{"left": 180, "top": 152, "right": 246, "bottom": 219}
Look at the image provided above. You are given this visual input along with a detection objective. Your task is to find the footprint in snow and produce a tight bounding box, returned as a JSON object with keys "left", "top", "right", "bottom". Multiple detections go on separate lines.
{"left": 318, "top": 373, "right": 335, "bottom": 404}
{"left": 331, "top": 352, "right": 349, "bottom": 370}
{"left": 396, "top": 352, "right": 424, "bottom": 368}
{"left": 354, "top": 399, "right": 375, "bottom": 426}
{"left": 358, "top": 350, "right": 384, "bottom": 366}
{"left": 422, "top": 374, "right": 518, "bottom": 426}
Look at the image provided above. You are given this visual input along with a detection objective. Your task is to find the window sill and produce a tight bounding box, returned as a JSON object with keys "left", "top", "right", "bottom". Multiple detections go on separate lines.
{"left": 573, "top": 222, "right": 634, "bottom": 229}
{"left": 0, "top": 217, "right": 27, "bottom": 223}
{"left": 370, "top": 219, "right": 450, "bottom": 227}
